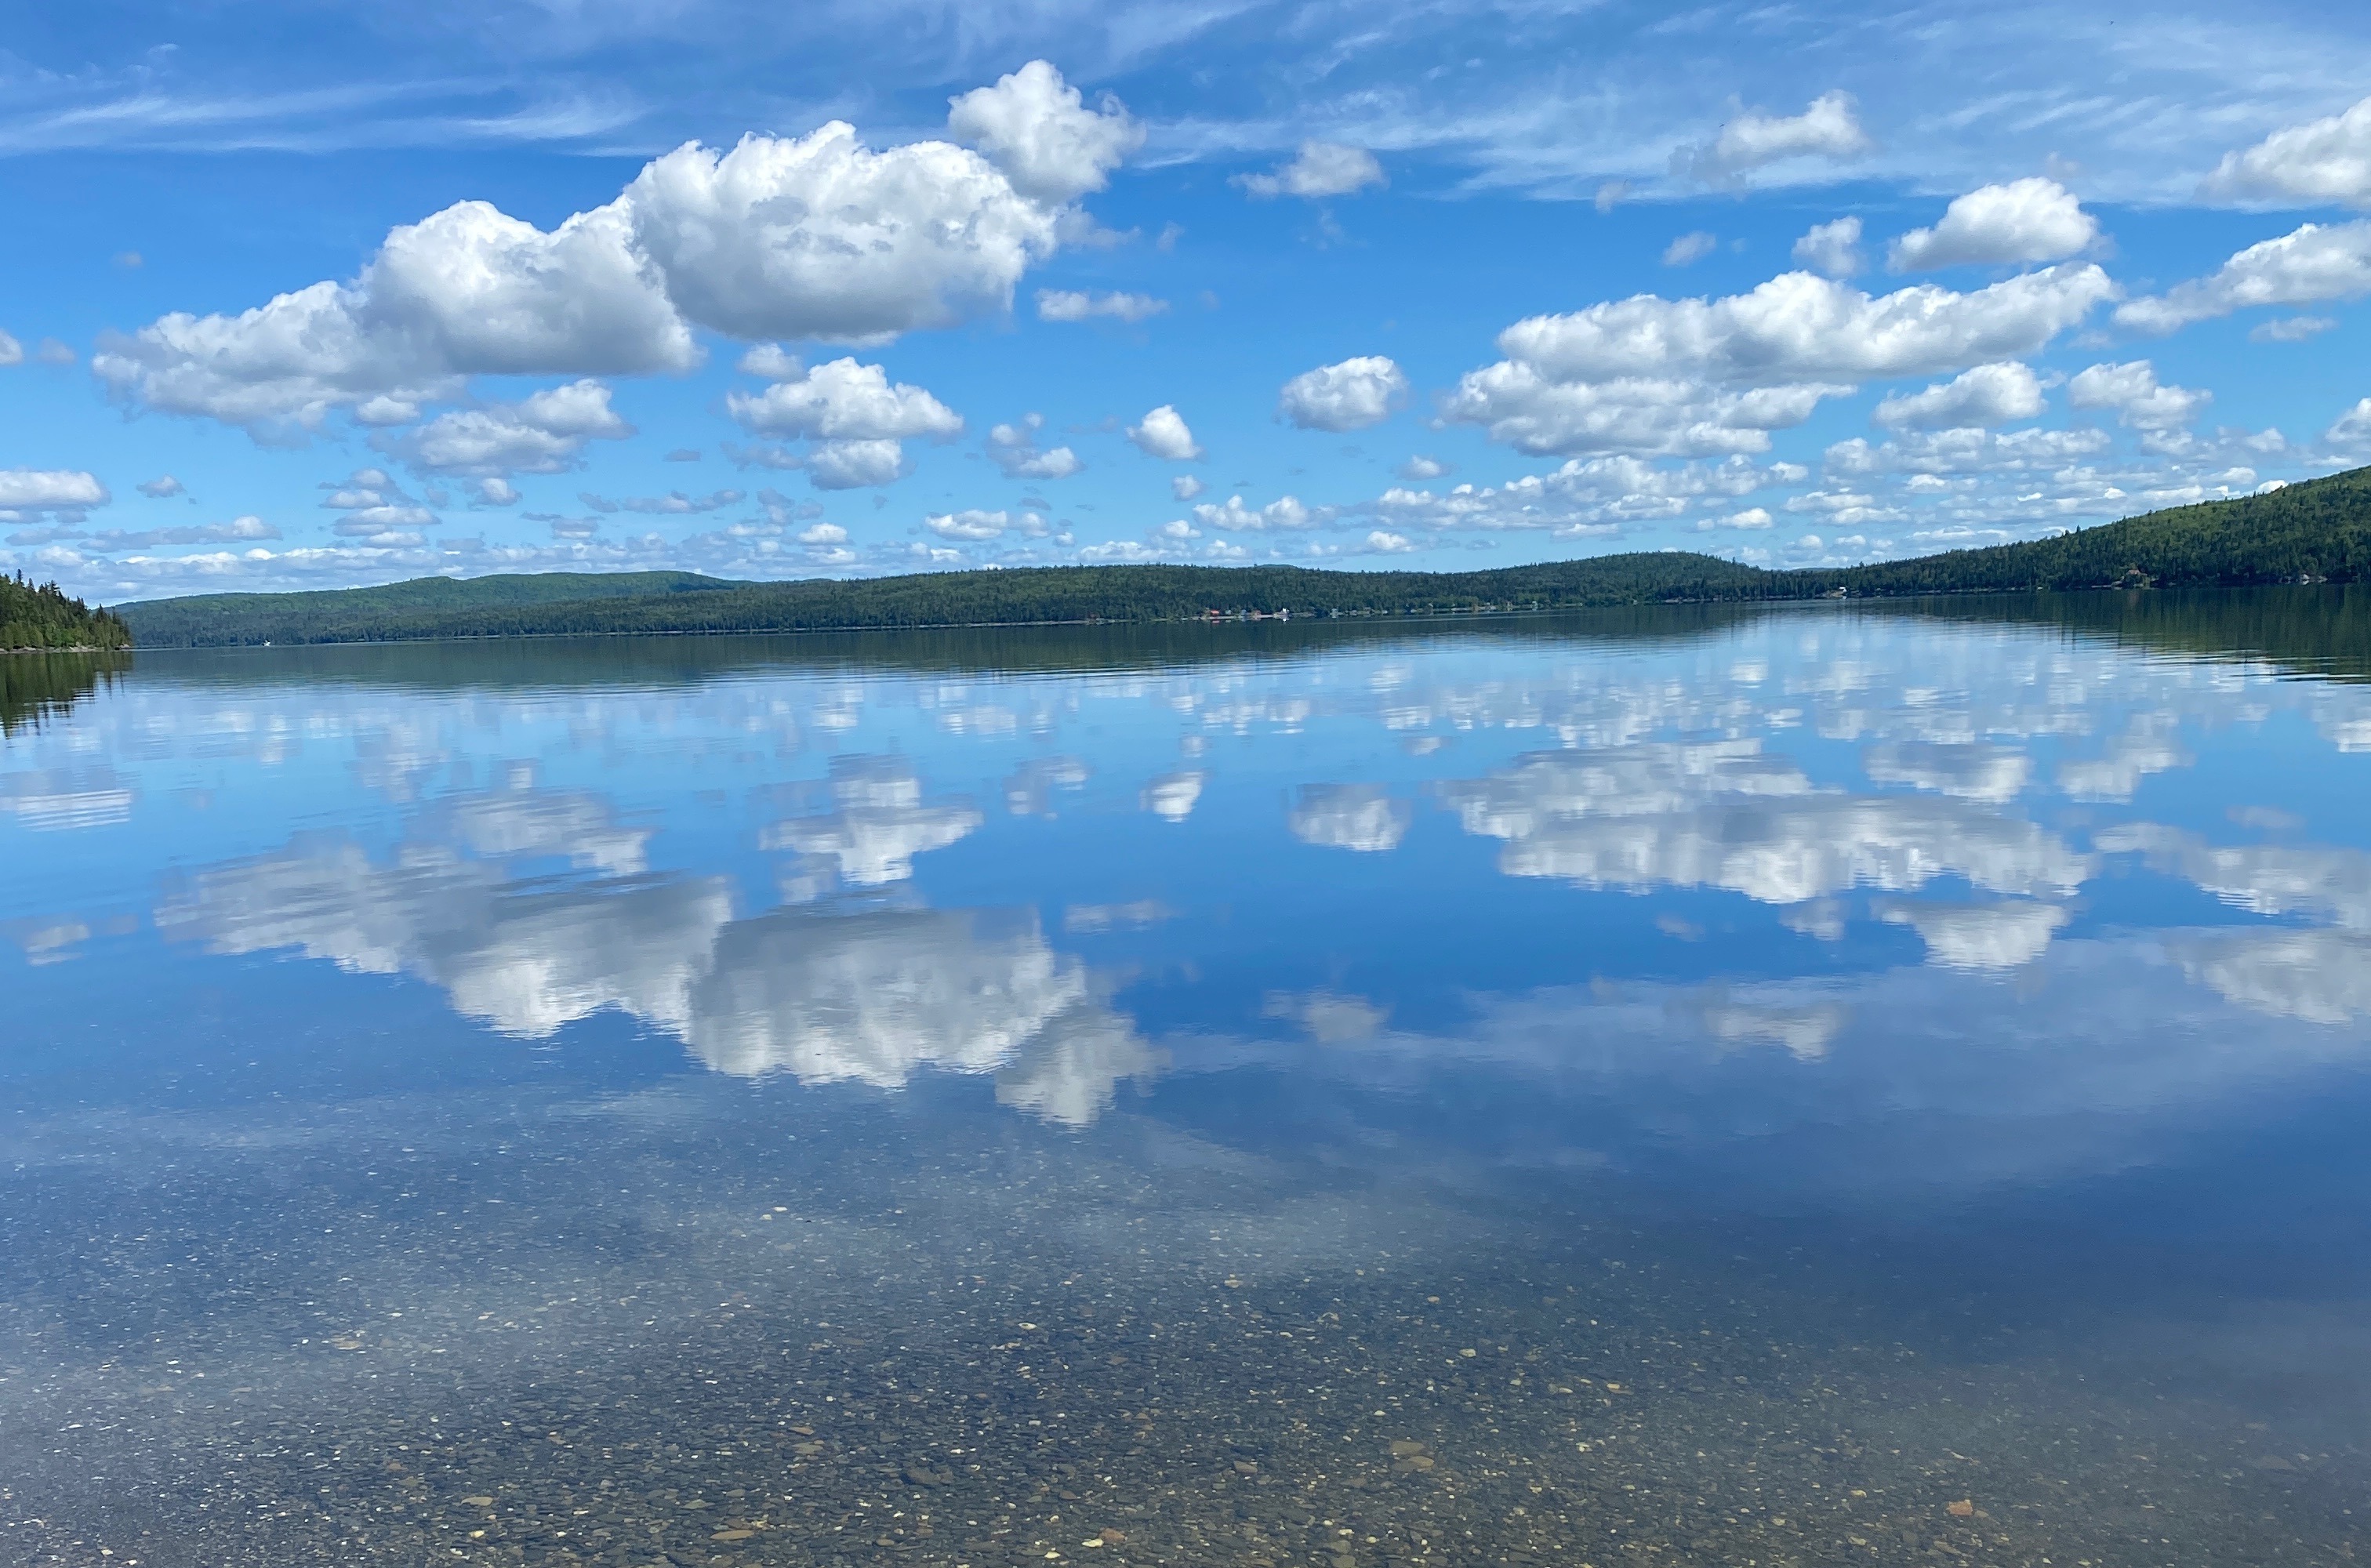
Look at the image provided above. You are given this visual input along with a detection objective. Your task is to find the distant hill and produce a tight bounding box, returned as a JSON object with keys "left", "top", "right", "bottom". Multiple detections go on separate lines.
{"left": 116, "top": 466, "right": 2371, "bottom": 648}
{"left": 2, "top": 573, "right": 133, "bottom": 652}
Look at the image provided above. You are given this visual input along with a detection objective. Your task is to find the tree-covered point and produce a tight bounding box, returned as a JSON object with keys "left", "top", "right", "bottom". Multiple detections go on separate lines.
{"left": 114, "top": 465, "right": 2371, "bottom": 648}
{"left": 2, "top": 573, "right": 133, "bottom": 652}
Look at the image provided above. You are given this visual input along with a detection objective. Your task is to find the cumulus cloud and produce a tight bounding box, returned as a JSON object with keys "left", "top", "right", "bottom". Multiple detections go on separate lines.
{"left": 2115, "top": 220, "right": 2371, "bottom": 333}
{"left": 136, "top": 474, "right": 186, "bottom": 499}
{"left": 0, "top": 330, "right": 20, "bottom": 366}
{"left": 0, "top": 470, "right": 111, "bottom": 513}
{"left": 1381, "top": 452, "right": 1788, "bottom": 535}
{"left": 944, "top": 59, "right": 1142, "bottom": 207}
{"left": 1277, "top": 355, "right": 1408, "bottom": 432}
{"left": 474, "top": 477, "right": 521, "bottom": 506}
{"left": 1236, "top": 140, "right": 1385, "bottom": 200}
{"left": 1889, "top": 178, "right": 2098, "bottom": 270}
{"left": 1671, "top": 91, "right": 1872, "bottom": 183}
{"left": 805, "top": 439, "right": 910, "bottom": 489}
{"left": 628, "top": 125, "right": 1060, "bottom": 344}
{"left": 1127, "top": 404, "right": 1203, "bottom": 460}
{"left": 1190, "top": 493, "right": 1327, "bottom": 532}
{"left": 1036, "top": 289, "right": 1167, "bottom": 323}
{"left": 2068, "top": 361, "right": 2210, "bottom": 430}
{"left": 1396, "top": 456, "right": 1448, "bottom": 481}
{"left": 1171, "top": 474, "right": 1204, "bottom": 500}
{"left": 1445, "top": 263, "right": 2112, "bottom": 459}
{"left": 726, "top": 358, "right": 961, "bottom": 442}
{"left": 2201, "top": 96, "right": 2371, "bottom": 209}
{"left": 1792, "top": 216, "right": 1864, "bottom": 278}
{"left": 924, "top": 507, "right": 1049, "bottom": 542}
{"left": 1661, "top": 230, "right": 1718, "bottom": 267}
{"left": 393, "top": 379, "right": 634, "bottom": 476}
{"left": 987, "top": 413, "right": 1083, "bottom": 478}
{"left": 737, "top": 343, "right": 803, "bottom": 379}
{"left": 93, "top": 201, "right": 688, "bottom": 437}
{"left": 1872, "top": 361, "right": 2046, "bottom": 429}
{"left": 92, "top": 64, "right": 1116, "bottom": 439}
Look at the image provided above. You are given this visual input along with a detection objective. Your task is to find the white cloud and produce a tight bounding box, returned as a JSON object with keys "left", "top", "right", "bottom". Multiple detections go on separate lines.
{"left": 2251, "top": 314, "right": 2337, "bottom": 342}
{"left": 1792, "top": 216, "right": 1863, "bottom": 278}
{"left": 1889, "top": 178, "right": 2098, "bottom": 270}
{"left": 987, "top": 414, "right": 1083, "bottom": 479}
{"left": 1661, "top": 230, "right": 1718, "bottom": 267}
{"left": 944, "top": 59, "right": 1141, "bottom": 208}
{"left": 1127, "top": 404, "right": 1203, "bottom": 460}
{"left": 80, "top": 516, "right": 282, "bottom": 552}
{"left": 1396, "top": 456, "right": 1447, "bottom": 481}
{"left": 1236, "top": 140, "right": 1385, "bottom": 200}
{"left": 1379, "top": 452, "right": 1786, "bottom": 535}
{"left": 93, "top": 67, "right": 1113, "bottom": 438}
{"left": 397, "top": 379, "right": 634, "bottom": 476}
{"left": 1036, "top": 289, "right": 1167, "bottom": 323}
{"left": 1171, "top": 474, "right": 1204, "bottom": 501}
{"left": 627, "top": 125, "right": 1055, "bottom": 344}
{"left": 1277, "top": 355, "right": 1408, "bottom": 432}
{"left": 474, "top": 477, "right": 521, "bottom": 506}
{"left": 2326, "top": 397, "right": 2371, "bottom": 454}
{"left": 725, "top": 357, "right": 962, "bottom": 445}
{"left": 1872, "top": 361, "right": 2046, "bottom": 430}
{"left": 1694, "top": 506, "right": 1773, "bottom": 532}
{"left": 93, "top": 201, "right": 688, "bottom": 436}
{"left": 805, "top": 439, "right": 910, "bottom": 489}
{"left": 0, "top": 470, "right": 110, "bottom": 512}
{"left": 1363, "top": 529, "right": 1416, "bottom": 554}
{"left": 736, "top": 343, "right": 802, "bottom": 379}
{"left": 924, "top": 508, "right": 1016, "bottom": 541}
{"left": 136, "top": 474, "right": 185, "bottom": 499}
{"left": 1447, "top": 263, "right": 2111, "bottom": 459}
{"left": 797, "top": 521, "right": 848, "bottom": 546}
{"left": 2068, "top": 361, "right": 2210, "bottom": 430}
{"left": 1671, "top": 92, "right": 1872, "bottom": 183}
{"left": 0, "top": 330, "right": 20, "bottom": 366}
{"left": 2115, "top": 220, "right": 2371, "bottom": 333}
{"left": 1443, "top": 369, "right": 1846, "bottom": 458}
{"left": 2201, "top": 96, "right": 2371, "bottom": 209}
{"left": 1192, "top": 494, "right": 1327, "bottom": 532}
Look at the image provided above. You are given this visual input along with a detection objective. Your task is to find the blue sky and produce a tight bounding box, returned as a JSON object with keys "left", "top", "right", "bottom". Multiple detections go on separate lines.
{"left": 6, "top": 0, "right": 2371, "bottom": 601}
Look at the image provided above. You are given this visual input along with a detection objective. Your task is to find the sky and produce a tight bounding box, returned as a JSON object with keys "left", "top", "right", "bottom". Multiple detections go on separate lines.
{"left": 6, "top": 0, "right": 2371, "bottom": 602}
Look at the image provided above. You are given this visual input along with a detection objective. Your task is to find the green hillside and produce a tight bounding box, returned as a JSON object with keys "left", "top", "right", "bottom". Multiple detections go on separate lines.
{"left": 2, "top": 573, "right": 133, "bottom": 652}
{"left": 115, "top": 466, "right": 2371, "bottom": 648}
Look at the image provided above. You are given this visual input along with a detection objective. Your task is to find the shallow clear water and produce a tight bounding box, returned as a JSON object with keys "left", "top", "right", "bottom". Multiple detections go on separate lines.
{"left": 6, "top": 600, "right": 2371, "bottom": 1567}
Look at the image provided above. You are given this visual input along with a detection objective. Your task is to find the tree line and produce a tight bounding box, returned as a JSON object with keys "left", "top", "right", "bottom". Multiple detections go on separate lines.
{"left": 111, "top": 465, "right": 2371, "bottom": 648}
{"left": 2, "top": 573, "right": 133, "bottom": 652}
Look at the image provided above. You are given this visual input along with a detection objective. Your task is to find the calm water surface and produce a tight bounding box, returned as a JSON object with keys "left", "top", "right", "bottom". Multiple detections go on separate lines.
{"left": 6, "top": 599, "right": 2371, "bottom": 1566}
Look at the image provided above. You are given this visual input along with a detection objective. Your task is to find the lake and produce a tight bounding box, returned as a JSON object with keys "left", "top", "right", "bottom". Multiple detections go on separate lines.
{"left": 5, "top": 592, "right": 2371, "bottom": 1567}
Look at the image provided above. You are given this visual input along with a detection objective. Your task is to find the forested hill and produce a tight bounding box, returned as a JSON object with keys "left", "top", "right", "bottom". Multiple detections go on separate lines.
{"left": 116, "top": 465, "right": 2371, "bottom": 648}
{"left": 2, "top": 574, "right": 133, "bottom": 652}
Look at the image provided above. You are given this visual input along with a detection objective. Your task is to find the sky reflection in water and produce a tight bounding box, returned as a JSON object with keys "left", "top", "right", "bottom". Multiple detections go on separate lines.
{"left": 5, "top": 604, "right": 2371, "bottom": 1566}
